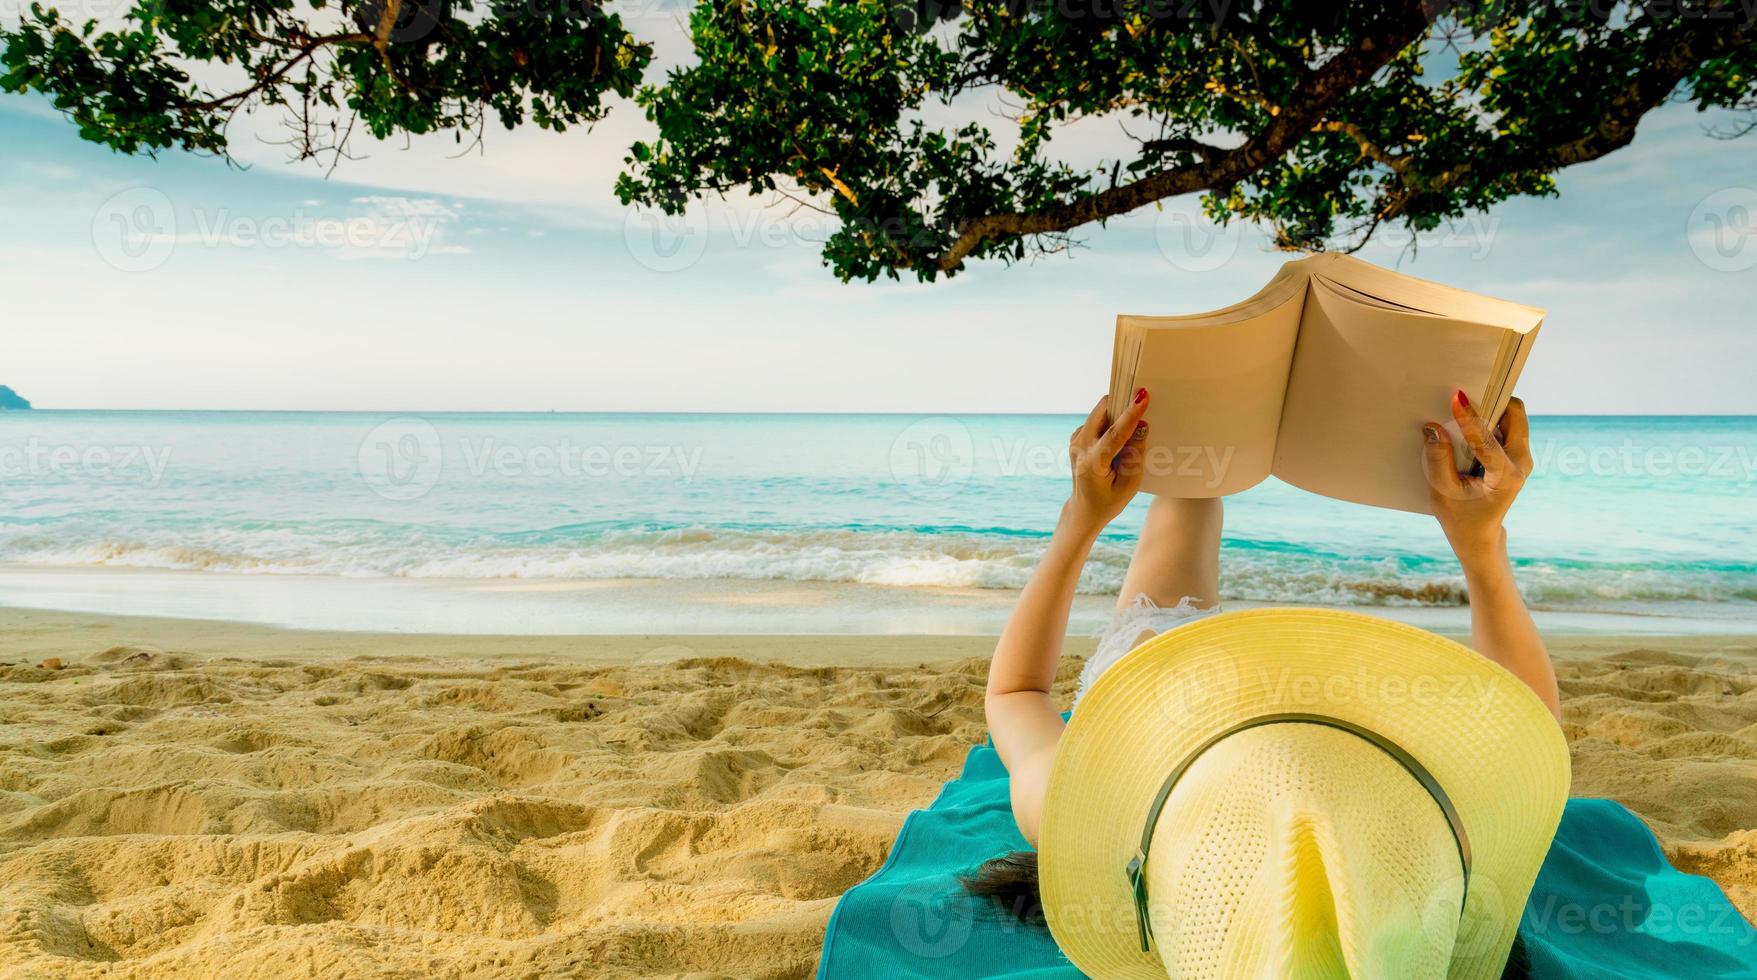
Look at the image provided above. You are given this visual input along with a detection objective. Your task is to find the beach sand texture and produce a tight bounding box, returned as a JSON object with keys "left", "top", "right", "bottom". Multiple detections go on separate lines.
{"left": 2, "top": 616, "right": 1755, "bottom": 978}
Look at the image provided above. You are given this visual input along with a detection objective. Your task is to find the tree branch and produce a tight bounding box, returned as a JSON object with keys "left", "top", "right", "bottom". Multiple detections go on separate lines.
{"left": 1318, "top": 119, "right": 1409, "bottom": 172}
{"left": 1378, "top": 15, "right": 1757, "bottom": 220}
{"left": 929, "top": 3, "right": 1431, "bottom": 272}
{"left": 182, "top": 32, "right": 373, "bottom": 111}
{"left": 1138, "top": 136, "right": 1229, "bottom": 162}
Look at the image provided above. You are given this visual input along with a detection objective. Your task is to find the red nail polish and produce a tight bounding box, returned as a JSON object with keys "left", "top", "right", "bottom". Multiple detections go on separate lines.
{"left": 1134, "top": 388, "right": 1147, "bottom": 404}
{"left": 1135, "top": 421, "right": 1147, "bottom": 434}
{"left": 1455, "top": 389, "right": 1470, "bottom": 409}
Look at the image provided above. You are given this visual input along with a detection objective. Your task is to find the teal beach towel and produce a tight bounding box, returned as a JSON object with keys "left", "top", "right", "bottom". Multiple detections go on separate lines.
{"left": 818, "top": 736, "right": 1757, "bottom": 979}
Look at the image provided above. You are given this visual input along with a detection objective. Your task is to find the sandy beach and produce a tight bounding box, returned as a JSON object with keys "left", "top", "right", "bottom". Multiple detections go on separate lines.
{"left": 3, "top": 609, "right": 1756, "bottom": 977}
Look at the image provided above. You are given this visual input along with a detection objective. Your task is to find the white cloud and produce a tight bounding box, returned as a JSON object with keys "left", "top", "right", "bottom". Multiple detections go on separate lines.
{"left": 3, "top": 37, "right": 1755, "bottom": 413}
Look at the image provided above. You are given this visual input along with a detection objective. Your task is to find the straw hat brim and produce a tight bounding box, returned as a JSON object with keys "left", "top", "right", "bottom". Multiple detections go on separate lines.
{"left": 1039, "top": 607, "right": 1570, "bottom": 979}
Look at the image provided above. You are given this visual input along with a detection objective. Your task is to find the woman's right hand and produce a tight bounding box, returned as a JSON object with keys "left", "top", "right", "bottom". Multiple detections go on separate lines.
{"left": 1065, "top": 389, "right": 1150, "bottom": 536}
{"left": 1422, "top": 391, "right": 1533, "bottom": 566}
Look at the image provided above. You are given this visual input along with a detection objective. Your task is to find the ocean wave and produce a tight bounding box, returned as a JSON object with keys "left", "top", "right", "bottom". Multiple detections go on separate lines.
{"left": 1, "top": 523, "right": 1753, "bottom": 610}
{"left": 0, "top": 526, "right": 1084, "bottom": 588}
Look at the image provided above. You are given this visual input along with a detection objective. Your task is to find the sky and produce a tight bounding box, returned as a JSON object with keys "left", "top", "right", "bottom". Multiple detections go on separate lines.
{"left": 2, "top": 13, "right": 1755, "bottom": 414}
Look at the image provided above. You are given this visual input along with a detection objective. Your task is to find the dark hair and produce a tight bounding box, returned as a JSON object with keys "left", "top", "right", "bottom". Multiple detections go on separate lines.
{"left": 957, "top": 849, "right": 1533, "bottom": 976}
{"left": 1501, "top": 934, "right": 1531, "bottom": 978}
{"left": 957, "top": 849, "right": 1044, "bottom": 926}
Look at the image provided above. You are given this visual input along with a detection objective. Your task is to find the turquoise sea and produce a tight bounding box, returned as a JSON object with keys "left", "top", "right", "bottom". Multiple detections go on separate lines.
{"left": 0, "top": 411, "right": 1752, "bottom": 633}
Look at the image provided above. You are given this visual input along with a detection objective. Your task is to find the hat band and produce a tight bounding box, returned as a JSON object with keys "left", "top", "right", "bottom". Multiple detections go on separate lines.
{"left": 1123, "top": 712, "right": 1473, "bottom": 953}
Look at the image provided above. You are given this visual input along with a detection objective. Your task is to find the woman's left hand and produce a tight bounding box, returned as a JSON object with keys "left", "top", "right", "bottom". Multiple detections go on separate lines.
{"left": 1065, "top": 389, "right": 1150, "bottom": 535}
{"left": 1422, "top": 391, "right": 1534, "bottom": 564}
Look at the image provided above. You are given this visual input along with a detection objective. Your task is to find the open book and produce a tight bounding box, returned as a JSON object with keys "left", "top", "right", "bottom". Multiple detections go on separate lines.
{"left": 1108, "top": 252, "right": 1543, "bottom": 514}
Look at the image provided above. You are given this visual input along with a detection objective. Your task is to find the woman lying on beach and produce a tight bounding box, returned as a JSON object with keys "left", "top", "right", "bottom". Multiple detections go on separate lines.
{"left": 964, "top": 388, "right": 1570, "bottom": 978}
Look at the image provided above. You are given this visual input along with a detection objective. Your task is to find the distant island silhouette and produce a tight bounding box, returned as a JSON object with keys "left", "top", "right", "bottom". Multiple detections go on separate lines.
{"left": 0, "top": 386, "right": 31, "bottom": 410}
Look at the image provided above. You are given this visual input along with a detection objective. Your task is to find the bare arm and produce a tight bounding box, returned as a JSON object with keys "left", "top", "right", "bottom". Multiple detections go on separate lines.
{"left": 1422, "top": 393, "right": 1560, "bottom": 719}
{"left": 987, "top": 391, "right": 1150, "bottom": 843}
{"left": 1459, "top": 536, "right": 1558, "bottom": 716}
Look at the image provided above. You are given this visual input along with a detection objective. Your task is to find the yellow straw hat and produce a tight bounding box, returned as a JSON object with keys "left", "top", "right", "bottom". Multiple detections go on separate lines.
{"left": 1039, "top": 607, "right": 1569, "bottom": 979}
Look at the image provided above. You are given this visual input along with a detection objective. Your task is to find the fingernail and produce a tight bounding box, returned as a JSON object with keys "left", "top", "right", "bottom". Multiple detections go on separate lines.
{"left": 1454, "top": 389, "right": 1470, "bottom": 409}
{"left": 1423, "top": 424, "right": 1441, "bottom": 443}
{"left": 1135, "top": 421, "right": 1147, "bottom": 434}
{"left": 1134, "top": 388, "right": 1147, "bottom": 404}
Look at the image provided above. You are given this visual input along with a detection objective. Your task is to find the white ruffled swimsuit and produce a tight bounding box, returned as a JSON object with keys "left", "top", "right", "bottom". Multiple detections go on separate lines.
{"left": 1071, "top": 594, "right": 1223, "bottom": 712}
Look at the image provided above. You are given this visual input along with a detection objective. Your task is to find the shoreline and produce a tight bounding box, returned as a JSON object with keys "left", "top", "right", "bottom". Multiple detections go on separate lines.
{"left": 4, "top": 605, "right": 1757, "bottom": 670}
{"left": 0, "top": 607, "right": 1014, "bottom": 669}
{"left": 1, "top": 563, "right": 1753, "bottom": 638}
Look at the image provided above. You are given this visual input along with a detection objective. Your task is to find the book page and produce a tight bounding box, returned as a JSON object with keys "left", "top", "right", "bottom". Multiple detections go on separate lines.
{"left": 1122, "top": 290, "right": 1304, "bottom": 497}
{"left": 1319, "top": 253, "right": 1544, "bottom": 333}
{"left": 1271, "top": 278, "right": 1515, "bottom": 513}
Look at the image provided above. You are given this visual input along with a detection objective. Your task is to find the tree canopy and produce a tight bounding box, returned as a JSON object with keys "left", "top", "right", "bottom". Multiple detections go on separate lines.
{"left": 5, "top": 0, "right": 1754, "bottom": 280}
